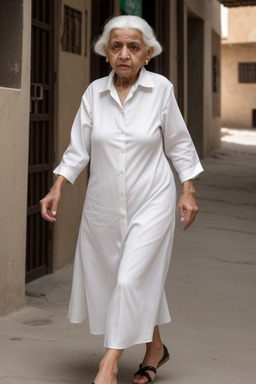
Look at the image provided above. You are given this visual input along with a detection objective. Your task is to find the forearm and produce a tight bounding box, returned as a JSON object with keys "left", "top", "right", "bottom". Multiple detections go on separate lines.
{"left": 182, "top": 179, "right": 195, "bottom": 195}
{"left": 50, "top": 175, "right": 68, "bottom": 192}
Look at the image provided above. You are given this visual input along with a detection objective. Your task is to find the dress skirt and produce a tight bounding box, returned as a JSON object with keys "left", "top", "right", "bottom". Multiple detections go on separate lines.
{"left": 68, "top": 174, "right": 176, "bottom": 349}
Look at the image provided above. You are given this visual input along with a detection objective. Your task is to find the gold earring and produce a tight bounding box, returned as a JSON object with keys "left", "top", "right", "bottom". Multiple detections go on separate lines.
{"left": 106, "top": 57, "right": 109, "bottom": 63}
{"left": 145, "top": 59, "right": 149, "bottom": 66}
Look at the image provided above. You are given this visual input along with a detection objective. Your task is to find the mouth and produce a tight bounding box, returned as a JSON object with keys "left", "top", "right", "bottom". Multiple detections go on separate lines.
{"left": 118, "top": 64, "right": 130, "bottom": 69}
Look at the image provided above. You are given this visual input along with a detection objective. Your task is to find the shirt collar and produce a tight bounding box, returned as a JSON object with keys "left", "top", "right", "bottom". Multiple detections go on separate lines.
{"left": 98, "top": 67, "right": 155, "bottom": 93}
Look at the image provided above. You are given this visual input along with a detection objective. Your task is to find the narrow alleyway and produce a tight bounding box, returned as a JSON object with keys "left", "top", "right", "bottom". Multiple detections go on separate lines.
{"left": 0, "top": 128, "right": 255, "bottom": 384}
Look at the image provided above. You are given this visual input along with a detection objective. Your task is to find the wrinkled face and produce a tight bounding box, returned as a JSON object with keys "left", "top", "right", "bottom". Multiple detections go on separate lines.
{"left": 104, "top": 28, "right": 154, "bottom": 81}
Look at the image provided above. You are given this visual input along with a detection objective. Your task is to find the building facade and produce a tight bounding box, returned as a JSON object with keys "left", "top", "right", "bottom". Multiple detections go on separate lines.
{"left": 221, "top": 5, "right": 256, "bottom": 128}
{"left": 0, "top": 0, "right": 221, "bottom": 316}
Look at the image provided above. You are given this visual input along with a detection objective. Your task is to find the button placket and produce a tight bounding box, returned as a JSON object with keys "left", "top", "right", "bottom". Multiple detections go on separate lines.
{"left": 119, "top": 106, "right": 127, "bottom": 236}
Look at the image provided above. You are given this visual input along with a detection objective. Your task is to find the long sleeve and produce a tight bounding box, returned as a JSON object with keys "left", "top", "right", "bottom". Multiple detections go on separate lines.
{"left": 54, "top": 93, "right": 92, "bottom": 184}
{"left": 161, "top": 86, "right": 203, "bottom": 183}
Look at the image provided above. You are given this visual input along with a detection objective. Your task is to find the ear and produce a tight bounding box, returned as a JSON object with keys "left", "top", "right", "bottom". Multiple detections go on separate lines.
{"left": 146, "top": 47, "right": 154, "bottom": 61}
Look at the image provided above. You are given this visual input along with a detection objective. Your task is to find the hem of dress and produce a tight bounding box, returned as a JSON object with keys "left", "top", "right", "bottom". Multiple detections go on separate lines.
{"left": 104, "top": 319, "right": 172, "bottom": 350}
{"left": 68, "top": 315, "right": 88, "bottom": 324}
{"left": 105, "top": 337, "right": 154, "bottom": 350}
{"left": 67, "top": 319, "right": 172, "bottom": 349}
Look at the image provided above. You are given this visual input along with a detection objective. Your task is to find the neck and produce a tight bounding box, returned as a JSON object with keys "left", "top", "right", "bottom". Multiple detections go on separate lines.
{"left": 114, "top": 73, "right": 139, "bottom": 89}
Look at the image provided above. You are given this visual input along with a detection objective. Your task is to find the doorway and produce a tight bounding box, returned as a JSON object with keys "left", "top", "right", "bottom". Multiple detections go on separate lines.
{"left": 26, "top": 0, "right": 55, "bottom": 283}
{"left": 90, "top": 0, "right": 115, "bottom": 82}
{"left": 187, "top": 12, "right": 204, "bottom": 158}
{"left": 143, "top": 0, "right": 170, "bottom": 78}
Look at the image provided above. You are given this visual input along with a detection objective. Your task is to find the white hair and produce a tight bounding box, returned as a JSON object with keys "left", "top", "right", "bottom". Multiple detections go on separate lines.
{"left": 94, "top": 15, "right": 162, "bottom": 58}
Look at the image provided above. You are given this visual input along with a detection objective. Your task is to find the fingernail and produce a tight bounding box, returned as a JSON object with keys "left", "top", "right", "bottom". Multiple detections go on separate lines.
{"left": 53, "top": 211, "right": 56, "bottom": 216}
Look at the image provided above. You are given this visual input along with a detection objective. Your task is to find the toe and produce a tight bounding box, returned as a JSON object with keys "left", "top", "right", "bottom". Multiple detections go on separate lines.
{"left": 133, "top": 374, "right": 149, "bottom": 384}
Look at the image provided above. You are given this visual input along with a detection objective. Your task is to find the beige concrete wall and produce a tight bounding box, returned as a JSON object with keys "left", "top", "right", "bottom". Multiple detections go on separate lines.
{"left": 0, "top": 1, "right": 31, "bottom": 315}
{"left": 221, "top": 44, "right": 256, "bottom": 128}
{"left": 53, "top": 0, "right": 91, "bottom": 270}
{"left": 185, "top": 0, "right": 221, "bottom": 35}
{"left": 221, "top": 6, "right": 256, "bottom": 128}
{"left": 223, "top": 6, "right": 256, "bottom": 44}
{"left": 184, "top": 0, "right": 221, "bottom": 156}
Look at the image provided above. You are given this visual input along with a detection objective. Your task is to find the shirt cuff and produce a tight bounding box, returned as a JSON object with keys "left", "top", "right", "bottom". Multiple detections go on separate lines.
{"left": 178, "top": 162, "right": 204, "bottom": 184}
{"left": 53, "top": 165, "right": 79, "bottom": 185}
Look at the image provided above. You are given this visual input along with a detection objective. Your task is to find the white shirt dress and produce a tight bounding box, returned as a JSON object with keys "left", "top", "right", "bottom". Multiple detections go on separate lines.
{"left": 54, "top": 67, "right": 203, "bottom": 349}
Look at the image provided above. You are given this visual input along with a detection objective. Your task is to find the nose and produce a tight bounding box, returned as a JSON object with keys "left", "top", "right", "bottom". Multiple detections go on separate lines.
{"left": 119, "top": 45, "right": 129, "bottom": 60}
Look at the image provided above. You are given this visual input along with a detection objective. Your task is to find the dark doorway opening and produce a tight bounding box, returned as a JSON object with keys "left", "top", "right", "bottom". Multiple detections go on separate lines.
{"left": 143, "top": 0, "right": 170, "bottom": 78}
{"left": 253, "top": 109, "right": 256, "bottom": 128}
{"left": 187, "top": 12, "right": 204, "bottom": 158}
{"left": 26, "top": 0, "right": 55, "bottom": 283}
{"left": 90, "top": 0, "right": 115, "bottom": 82}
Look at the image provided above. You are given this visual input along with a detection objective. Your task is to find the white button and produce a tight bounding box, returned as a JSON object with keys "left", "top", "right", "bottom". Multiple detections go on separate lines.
{"left": 121, "top": 149, "right": 125, "bottom": 153}
{"left": 120, "top": 192, "right": 124, "bottom": 197}
{"left": 120, "top": 170, "right": 124, "bottom": 175}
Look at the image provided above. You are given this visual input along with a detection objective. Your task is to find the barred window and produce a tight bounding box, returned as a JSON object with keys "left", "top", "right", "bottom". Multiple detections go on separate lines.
{"left": 61, "top": 6, "right": 82, "bottom": 55}
{"left": 238, "top": 63, "right": 256, "bottom": 83}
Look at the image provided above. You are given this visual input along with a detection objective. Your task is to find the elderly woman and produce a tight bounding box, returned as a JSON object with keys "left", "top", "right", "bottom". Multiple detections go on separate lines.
{"left": 41, "top": 15, "right": 203, "bottom": 384}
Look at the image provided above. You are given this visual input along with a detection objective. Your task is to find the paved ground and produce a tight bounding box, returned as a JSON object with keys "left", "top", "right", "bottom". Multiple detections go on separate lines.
{"left": 0, "top": 128, "right": 256, "bottom": 384}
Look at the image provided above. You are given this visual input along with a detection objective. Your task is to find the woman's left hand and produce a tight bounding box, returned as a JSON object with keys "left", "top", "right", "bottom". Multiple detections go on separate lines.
{"left": 178, "top": 180, "right": 199, "bottom": 230}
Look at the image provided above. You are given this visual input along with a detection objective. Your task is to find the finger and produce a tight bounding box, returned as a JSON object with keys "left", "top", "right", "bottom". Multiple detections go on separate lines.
{"left": 45, "top": 214, "right": 56, "bottom": 223}
{"left": 40, "top": 199, "right": 56, "bottom": 222}
{"left": 183, "top": 212, "right": 193, "bottom": 230}
{"left": 178, "top": 205, "right": 185, "bottom": 223}
{"left": 41, "top": 210, "right": 56, "bottom": 222}
{"left": 51, "top": 200, "right": 58, "bottom": 217}
{"left": 184, "top": 206, "right": 198, "bottom": 230}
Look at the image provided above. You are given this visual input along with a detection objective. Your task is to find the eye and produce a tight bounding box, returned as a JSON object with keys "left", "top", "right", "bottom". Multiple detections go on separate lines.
{"left": 112, "top": 44, "right": 120, "bottom": 50}
{"left": 130, "top": 45, "right": 139, "bottom": 51}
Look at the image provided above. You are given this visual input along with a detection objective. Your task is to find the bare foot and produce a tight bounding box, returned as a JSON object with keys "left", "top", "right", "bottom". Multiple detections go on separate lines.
{"left": 133, "top": 344, "right": 164, "bottom": 384}
{"left": 93, "top": 366, "right": 117, "bottom": 384}
{"left": 93, "top": 348, "right": 122, "bottom": 384}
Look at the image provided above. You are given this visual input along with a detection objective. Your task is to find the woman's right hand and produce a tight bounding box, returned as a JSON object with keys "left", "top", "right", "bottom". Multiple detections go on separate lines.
{"left": 40, "top": 188, "right": 61, "bottom": 222}
{"left": 40, "top": 175, "right": 68, "bottom": 222}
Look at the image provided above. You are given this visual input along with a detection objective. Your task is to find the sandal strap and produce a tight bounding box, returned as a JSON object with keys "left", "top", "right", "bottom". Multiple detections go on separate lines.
{"left": 134, "top": 364, "right": 157, "bottom": 383}
{"left": 140, "top": 365, "right": 157, "bottom": 374}
{"left": 139, "top": 370, "right": 153, "bottom": 383}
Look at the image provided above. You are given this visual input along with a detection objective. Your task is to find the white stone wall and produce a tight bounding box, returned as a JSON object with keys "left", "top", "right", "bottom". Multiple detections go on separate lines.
{"left": 221, "top": 44, "right": 256, "bottom": 128}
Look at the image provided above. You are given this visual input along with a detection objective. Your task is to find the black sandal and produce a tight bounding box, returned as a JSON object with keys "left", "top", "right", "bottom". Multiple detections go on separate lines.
{"left": 157, "top": 344, "right": 170, "bottom": 368}
{"left": 134, "top": 344, "right": 170, "bottom": 383}
{"left": 134, "top": 364, "right": 157, "bottom": 383}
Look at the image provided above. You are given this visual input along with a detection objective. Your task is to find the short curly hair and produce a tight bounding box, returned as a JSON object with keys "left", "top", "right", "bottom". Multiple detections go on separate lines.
{"left": 93, "top": 15, "right": 162, "bottom": 58}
